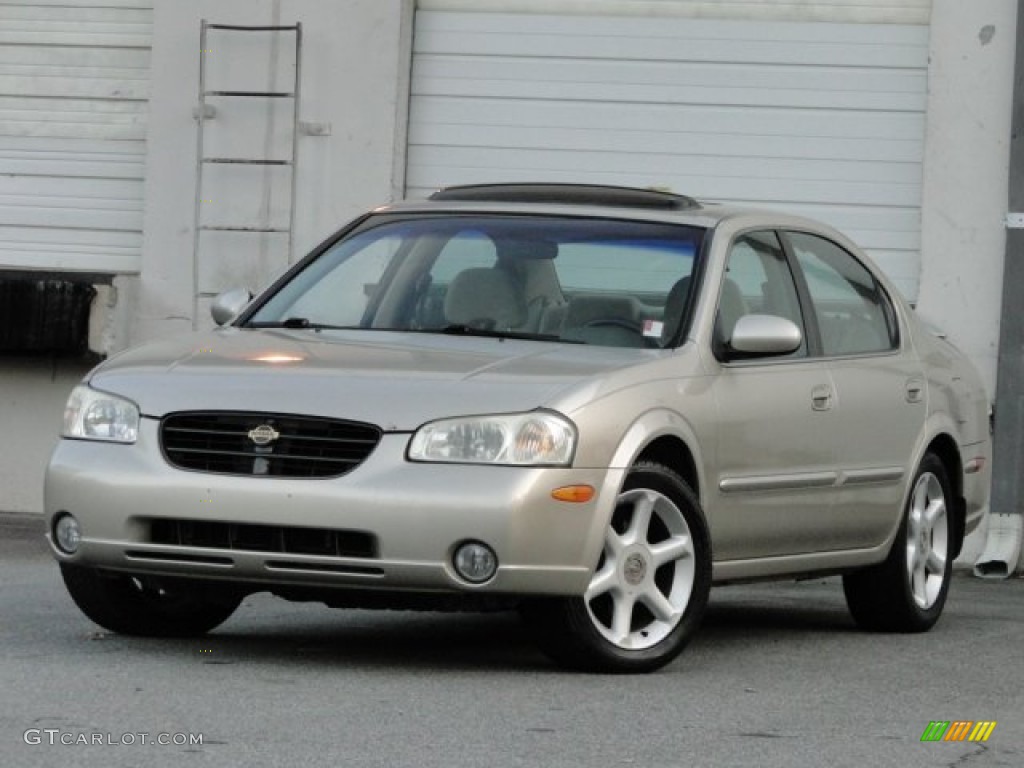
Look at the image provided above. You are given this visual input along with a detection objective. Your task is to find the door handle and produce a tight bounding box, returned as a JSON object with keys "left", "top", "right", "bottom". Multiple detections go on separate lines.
{"left": 811, "top": 384, "right": 833, "bottom": 411}
{"left": 906, "top": 378, "right": 924, "bottom": 404}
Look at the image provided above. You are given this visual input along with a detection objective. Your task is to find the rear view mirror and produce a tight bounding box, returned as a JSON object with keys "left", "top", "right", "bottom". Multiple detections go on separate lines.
{"left": 729, "top": 314, "right": 802, "bottom": 357}
{"left": 210, "top": 287, "right": 252, "bottom": 326}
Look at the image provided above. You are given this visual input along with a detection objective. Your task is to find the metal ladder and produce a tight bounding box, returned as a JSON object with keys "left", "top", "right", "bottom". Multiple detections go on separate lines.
{"left": 192, "top": 20, "right": 303, "bottom": 328}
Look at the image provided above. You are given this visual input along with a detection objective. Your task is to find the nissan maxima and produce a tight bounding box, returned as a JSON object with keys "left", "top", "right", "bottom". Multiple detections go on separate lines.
{"left": 46, "top": 184, "right": 991, "bottom": 672}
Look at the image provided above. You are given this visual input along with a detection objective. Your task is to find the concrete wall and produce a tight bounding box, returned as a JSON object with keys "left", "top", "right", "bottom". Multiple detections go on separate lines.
{"left": 917, "top": 0, "right": 1017, "bottom": 400}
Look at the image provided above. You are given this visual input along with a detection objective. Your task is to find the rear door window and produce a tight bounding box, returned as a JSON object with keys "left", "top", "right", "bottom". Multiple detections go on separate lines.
{"left": 787, "top": 232, "right": 898, "bottom": 356}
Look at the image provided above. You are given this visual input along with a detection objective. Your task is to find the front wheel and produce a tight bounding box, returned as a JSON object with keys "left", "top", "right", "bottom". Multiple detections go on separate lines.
{"left": 523, "top": 462, "right": 712, "bottom": 673}
{"left": 843, "top": 453, "right": 954, "bottom": 632}
{"left": 60, "top": 564, "right": 242, "bottom": 637}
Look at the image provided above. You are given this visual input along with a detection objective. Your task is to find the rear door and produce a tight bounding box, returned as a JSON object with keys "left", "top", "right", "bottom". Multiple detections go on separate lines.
{"left": 784, "top": 231, "right": 925, "bottom": 548}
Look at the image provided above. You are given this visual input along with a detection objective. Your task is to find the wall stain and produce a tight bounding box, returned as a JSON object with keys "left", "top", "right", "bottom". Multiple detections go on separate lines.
{"left": 979, "top": 25, "right": 995, "bottom": 46}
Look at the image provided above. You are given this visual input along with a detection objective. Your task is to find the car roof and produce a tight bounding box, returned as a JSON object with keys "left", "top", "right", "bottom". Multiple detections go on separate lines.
{"left": 375, "top": 183, "right": 835, "bottom": 236}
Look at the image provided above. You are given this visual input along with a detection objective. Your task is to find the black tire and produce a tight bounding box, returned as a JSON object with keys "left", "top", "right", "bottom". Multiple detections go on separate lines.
{"left": 843, "top": 453, "right": 954, "bottom": 632}
{"left": 522, "top": 462, "right": 712, "bottom": 673}
{"left": 60, "top": 563, "right": 242, "bottom": 637}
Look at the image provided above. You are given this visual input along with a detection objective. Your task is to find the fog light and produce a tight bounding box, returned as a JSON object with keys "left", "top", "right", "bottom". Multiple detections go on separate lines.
{"left": 54, "top": 514, "right": 81, "bottom": 554}
{"left": 453, "top": 541, "right": 498, "bottom": 584}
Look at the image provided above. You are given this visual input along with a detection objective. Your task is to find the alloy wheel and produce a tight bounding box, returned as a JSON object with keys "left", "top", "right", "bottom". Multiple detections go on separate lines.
{"left": 584, "top": 488, "right": 696, "bottom": 650}
{"left": 905, "top": 471, "right": 949, "bottom": 609}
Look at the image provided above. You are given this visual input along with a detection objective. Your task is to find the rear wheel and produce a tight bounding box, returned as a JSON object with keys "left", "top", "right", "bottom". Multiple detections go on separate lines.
{"left": 523, "top": 462, "right": 711, "bottom": 672}
{"left": 60, "top": 563, "right": 242, "bottom": 637}
{"left": 843, "top": 453, "right": 953, "bottom": 632}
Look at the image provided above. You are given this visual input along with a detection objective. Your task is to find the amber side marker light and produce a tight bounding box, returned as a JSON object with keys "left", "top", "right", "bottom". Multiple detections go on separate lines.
{"left": 551, "top": 485, "right": 596, "bottom": 503}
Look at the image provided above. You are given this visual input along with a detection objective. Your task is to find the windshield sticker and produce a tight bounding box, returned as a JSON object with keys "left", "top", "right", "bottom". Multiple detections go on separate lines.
{"left": 643, "top": 320, "right": 664, "bottom": 338}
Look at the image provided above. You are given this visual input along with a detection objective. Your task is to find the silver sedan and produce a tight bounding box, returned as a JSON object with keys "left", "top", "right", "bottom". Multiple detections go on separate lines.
{"left": 46, "top": 184, "right": 991, "bottom": 672}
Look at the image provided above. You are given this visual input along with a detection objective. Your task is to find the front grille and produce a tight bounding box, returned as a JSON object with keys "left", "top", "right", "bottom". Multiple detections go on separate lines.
{"left": 147, "top": 519, "right": 377, "bottom": 559}
{"left": 160, "top": 411, "right": 381, "bottom": 478}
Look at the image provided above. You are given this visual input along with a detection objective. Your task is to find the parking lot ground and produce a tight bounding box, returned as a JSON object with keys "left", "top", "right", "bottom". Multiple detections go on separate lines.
{"left": 2, "top": 511, "right": 1021, "bottom": 768}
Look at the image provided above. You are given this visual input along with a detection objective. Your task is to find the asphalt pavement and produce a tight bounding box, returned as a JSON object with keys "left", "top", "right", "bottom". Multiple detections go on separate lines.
{"left": 1, "top": 511, "right": 1021, "bottom": 768}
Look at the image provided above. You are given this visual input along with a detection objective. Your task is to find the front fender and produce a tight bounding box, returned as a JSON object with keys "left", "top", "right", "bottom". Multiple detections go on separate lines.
{"left": 576, "top": 407, "right": 709, "bottom": 577}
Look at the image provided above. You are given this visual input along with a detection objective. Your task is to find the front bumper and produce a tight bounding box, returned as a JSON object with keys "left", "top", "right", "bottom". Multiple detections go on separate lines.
{"left": 45, "top": 419, "right": 622, "bottom": 597}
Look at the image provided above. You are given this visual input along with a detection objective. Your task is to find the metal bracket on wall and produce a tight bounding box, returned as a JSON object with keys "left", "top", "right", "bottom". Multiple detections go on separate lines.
{"left": 191, "top": 104, "right": 217, "bottom": 120}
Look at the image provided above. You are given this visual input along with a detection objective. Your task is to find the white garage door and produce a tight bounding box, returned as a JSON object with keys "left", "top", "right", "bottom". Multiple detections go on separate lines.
{"left": 408, "top": 5, "right": 931, "bottom": 300}
{"left": 0, "top": 0, "right": 152, "bottom": 275}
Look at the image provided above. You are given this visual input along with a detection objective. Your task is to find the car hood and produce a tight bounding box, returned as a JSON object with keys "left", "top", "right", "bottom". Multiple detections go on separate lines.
{"left": 89, "top": 328, "right": 656, "bottom": 430}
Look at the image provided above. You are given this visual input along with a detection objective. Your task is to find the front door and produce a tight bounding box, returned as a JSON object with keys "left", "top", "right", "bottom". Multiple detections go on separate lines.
{"left": 708, "top": 230, "right": 841, "bottom": 561}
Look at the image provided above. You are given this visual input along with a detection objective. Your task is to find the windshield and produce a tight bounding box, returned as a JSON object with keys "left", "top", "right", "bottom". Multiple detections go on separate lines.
{"left": 246, "top": 215, "right": 704, "bottom": 348}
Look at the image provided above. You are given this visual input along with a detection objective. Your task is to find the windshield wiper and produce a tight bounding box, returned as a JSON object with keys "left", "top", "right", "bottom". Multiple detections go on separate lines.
{"left": 429, "top": 325, "right": 582, "bottom": 343}
{"left": 246, "top": 318, "right": 358, "bottom": 331}
{"left": 246, "top": 320, "right": 581, "bottom": 343}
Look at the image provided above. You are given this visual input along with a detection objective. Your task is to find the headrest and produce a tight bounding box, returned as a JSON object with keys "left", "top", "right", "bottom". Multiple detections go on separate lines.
{"left": 443, "top": 268, "right": 526, "bottom": 330}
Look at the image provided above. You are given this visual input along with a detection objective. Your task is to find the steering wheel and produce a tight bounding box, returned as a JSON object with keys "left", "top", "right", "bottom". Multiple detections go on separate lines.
{"left": 584, "top": 317, "right": 671, "bottom": 349}
{"left": 583, "top": 317, "right": 642, "bottom": 333}
{"left": 571, "top": 317, "right": 649, "bottom": 348}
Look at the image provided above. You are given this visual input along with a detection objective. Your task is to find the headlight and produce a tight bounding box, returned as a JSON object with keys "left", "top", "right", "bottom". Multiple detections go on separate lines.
{"left": 408, "top": 411, "right": 576, "bottom": 466}
{"left": 62, "top": 385, "right": 140, "bottom": 444}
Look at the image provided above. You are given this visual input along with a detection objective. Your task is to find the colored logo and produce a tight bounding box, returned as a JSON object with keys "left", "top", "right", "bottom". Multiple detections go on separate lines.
{"left": 921, "top": 721, "right": 997, "bottom": 742}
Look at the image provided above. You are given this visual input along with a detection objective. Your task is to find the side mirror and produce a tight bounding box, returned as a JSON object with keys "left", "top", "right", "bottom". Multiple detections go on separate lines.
{"left": 210, "top": 287, "right": 252, "bottom": 326}
{"left": 729, "top": 314, "right": 802, "bottom": 357}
